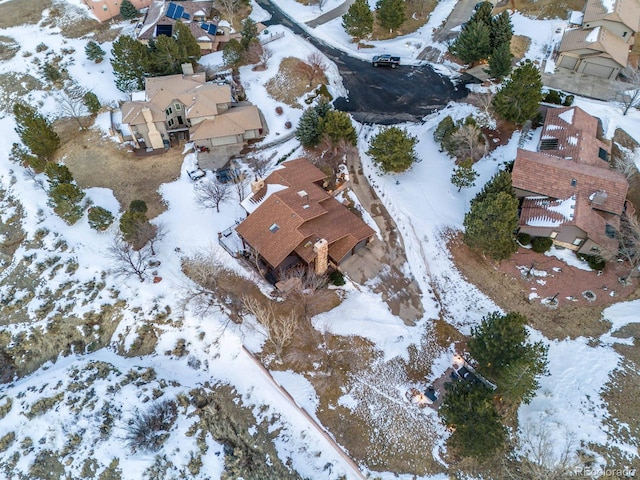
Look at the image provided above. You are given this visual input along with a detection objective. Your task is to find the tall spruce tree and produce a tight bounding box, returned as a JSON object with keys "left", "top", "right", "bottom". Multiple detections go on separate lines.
{"left": 319, "top": 110, "right": 357, "bottom": 145}
{"left": 342, "top": 0, "right": 374, "bottom": 40}
{"left": 449, "top": 20, "right": 491, "bottom": 64}
{"left": 367, "top": 126, "right": 418, "bottom": 173}
{"left": 85, "top": 40, "right": 106, "bottom": 63}
{"left": 490, "top": 11, "right": 513, "bottom": 50}
{"left": 150, "top": 35, "right": 185, "bottom": 75}
{"left": 472, "top": 169, "right": 514, "bottom": 207}
{"left": 48, "top": 183, "right": 85, "bottom": 225}
{"left": 485, "top": 41, "right": 513, "bottom": 80}
{"left": 241, "top": 18, "right": 258, "bottom": 49}
{"left": 295, "top": 100, "right": 331, "bottom": 147}
{"left": 111, "top": 35, "right": 151, "bottom": 92}
{"left": 174, "top": 21, "right": 201, "bottom": 64}
{"left": 470, "top": 1, "right": 494, "bottom": 28}
{"left": 119, "top": 0, "right": 139, "bottom": 20}
{"left": 492, "top": 60, "right": 542, "bottom": 125}
{"left": 13, "top": 102, "right": 60, "bottom": 161}
{"left": 375, "top": 0, "right": 406, "bottom": 32}
{"left": 463, "top": 190, "right": 519, "bottom": 260}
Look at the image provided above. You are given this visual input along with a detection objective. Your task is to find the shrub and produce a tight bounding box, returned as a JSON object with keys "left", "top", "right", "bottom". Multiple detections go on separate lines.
{"left": 531, "top": 236, "right": 553, "bottom": 253}
{"left": 329, "top": 270, "right": 346, "bottom": 286}
{"left": 88, "top": 206, "right": 114, "bottom": 231}
{"left": 543, "top": 89, "right": 562, "bottom": 104}
{"left": 563, "top": 95, "right": 574, "bottom": 106}
{"left": 284, "top": 121, "right": 292, "bottom": 129}
{"left": 125, "top": 400, "right": 177, "bottom": 453}
{"left": 129, "top": 199, "right": 148, "bottom": 214}
{"left": 275, "top": 106, "right": 283, "bottom": 115}
{"left": 578, "top": 254, "right": 606, "bottom": 271}
{"left": 517, "top": 232, "right": 531, "bottom": 245}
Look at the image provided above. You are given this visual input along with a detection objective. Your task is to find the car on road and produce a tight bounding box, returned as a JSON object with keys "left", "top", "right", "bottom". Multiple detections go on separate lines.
{"left": 372, "top": 54, "right": 400, "bottom": 68}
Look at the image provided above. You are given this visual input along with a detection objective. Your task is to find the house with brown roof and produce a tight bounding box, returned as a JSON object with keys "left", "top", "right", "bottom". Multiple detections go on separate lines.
{"left": 235, "top": 158, "right": 375, "bottom": 277}
{"left": 81, "top": 0, "right": 152, "bottom": 22}
{"left": 511, "top": 106, "right": 629, "bottom": 256}
{"left": 121, "top": 72, "right": 264, "bottom": 151}
{"left": 557, "top": 0, "right": 639, "bottom": 79}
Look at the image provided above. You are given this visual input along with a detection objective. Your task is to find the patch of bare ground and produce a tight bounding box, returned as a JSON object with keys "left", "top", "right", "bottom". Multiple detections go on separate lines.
{"left": 42, "top": 2, "right": 117, "bottom": 41}
{"left": 447, "top": 233, "right": 640, "bottom": 340}
{"left": 54, "top": 119, "right": 184, "bottom": 219}
{"left": 371, "top": 0, "right": 437, "bottom": 41}
{"left": 510, "top": 35, "right": 531, "bottom": 61}
{"left": 495, "top": 0, "right": 585, "bottom": 19}
{"left": 265, "top": 57, "right": 326, "bottom": 108}
{"left": 0, "top": 0, "right": 50, "bottom": 29}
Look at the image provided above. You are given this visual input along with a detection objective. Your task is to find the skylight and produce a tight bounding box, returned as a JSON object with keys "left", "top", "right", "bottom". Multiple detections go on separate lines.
{"left": 269, "top": 223, "right": 279, "bottom": 233}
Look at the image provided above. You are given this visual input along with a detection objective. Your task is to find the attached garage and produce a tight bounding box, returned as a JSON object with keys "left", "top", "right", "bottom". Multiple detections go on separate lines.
{"left": 558, "top": 55, "right": 579, "bottom": 70}
{"left": 581, "top": 62, "right": 616, "bottom": 78}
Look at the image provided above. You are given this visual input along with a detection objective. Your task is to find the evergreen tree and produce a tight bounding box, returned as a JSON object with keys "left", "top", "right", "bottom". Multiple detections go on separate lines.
{"left": 241, "top": 18, "right": 258, "bottom": 49}
{"left": 434, "top": 115, "right": 456, "bottom": 142}
{"left": 150, "top": 35, "right": 185, "bottom": 75}
{"left": 490, "top": 11, "right": 513, "bottom": 51}
{"left": 85, "top": 41, "right": 106, "bottom": 63}
{"left": 120, "top": 200, "right": 153, "bottom": 248}
{"left": 111, "top": 35, "right": 151, "bottom": 92}
{"left": 44, "top": 162, "right": 73, "bottom": 188}
{"left": 449, "top": 20, "right": 491, "bottom": 64}
{"left": 119, "top": 0, "right": 139, "bottom": 20}
{"left": 342, "top": 0, "right": 374, "bottom": 41}
{"left": 319, "top": 110, "right": 356, "bottom": 145}
{"left": 439, "top": 380, "right": 506, "bottom": 459}
{"left": 471, "top": 169, "right": 514, "bottom": 207}
{"left": 470, "top": 1, "right": 494, "bottom": 28}
{"left": 174, "top": 20, "right": 201, "bottom": 64}
{"left": 367, "top": 126, "right": 418, "bottom": 173}
{"left": 13, "top": 102, "right": 60, "bottom": 161}
{"left": 463, "top": 191, "right": 519, "bottom": 260}
{"left": 48, "top": 183, "right": 85, "bottom": 225}
{"left": 88, "top": 206, "right": 114, "bottom": 231}
{"left": 375, "top": 0, "right": 406, "bottom": 32}
{"left": 295, "top": 100, "right": 331, "bottom": 147}
{"left": 485, "top": 41, "right": 513, "bottom": 80}
{"left": 223, "top": 39, "right": 244, "bottom": 67}
{"left": 83, "top": 91, "right": 101, "bottom": 115}
{"left": 451, "top": 158, "right": 479, "bottom": 192}
{"left": 129, "top": 200, "right": 148, "bottom": 214}
{"left": 492, "top": 60, "right": 542, "bottom": 125}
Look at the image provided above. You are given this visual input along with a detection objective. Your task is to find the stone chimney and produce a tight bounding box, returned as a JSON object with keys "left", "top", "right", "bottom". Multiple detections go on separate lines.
{"left": 313, "top": 238, "right": 329, "bottom": 275}
{"left": 141, "top": 107, "right": 164, "bottom": 150}
{"left": 251, "top": 177, "right": 265, "bottom": 194}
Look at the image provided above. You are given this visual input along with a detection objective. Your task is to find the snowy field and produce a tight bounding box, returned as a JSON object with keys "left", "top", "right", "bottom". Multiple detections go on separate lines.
{"left": 0, "top": 0, "right": 638, "bottom": 478}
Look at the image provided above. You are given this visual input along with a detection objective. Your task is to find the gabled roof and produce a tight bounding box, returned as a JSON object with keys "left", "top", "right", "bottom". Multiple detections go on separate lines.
{"left": 189, "top": 105, "right": 263, "bottom": 140}
{"left": 236, "top": 159, "right": 375, "bottom": 268}
{"left": 558, "top": 26, "right": 630, "bottom": 67}
{"left": 583, "top": 0, "right": 640, "bottom": 32}
{"left": 137, "top": 0, "right": 217, "bottom": 41}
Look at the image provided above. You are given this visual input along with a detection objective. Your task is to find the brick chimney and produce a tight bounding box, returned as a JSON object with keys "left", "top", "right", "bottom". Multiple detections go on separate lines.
{"left": 251, "top": 177, "right": 265, "bottom": 194}
{"left": 313, "top": 238, "right": 329, "bottom": 275}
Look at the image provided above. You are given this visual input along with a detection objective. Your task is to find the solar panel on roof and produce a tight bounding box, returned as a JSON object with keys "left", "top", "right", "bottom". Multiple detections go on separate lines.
{"left": 166, "top": 2, "right": 177, "bottom": 18}
{"left": 207, "top": 24, "right": 217, "bottom": 35}
{"left": 175, "top": 5, "right": 185, "bottom": 18}
{"left": 200, "top": 22, "right": 208, "bottom": 29}
{"left": 182, "top": 12, "right": 190, "bottom": 19}
{"left": 156, "top": 24, "right": 173, "bottom": 37}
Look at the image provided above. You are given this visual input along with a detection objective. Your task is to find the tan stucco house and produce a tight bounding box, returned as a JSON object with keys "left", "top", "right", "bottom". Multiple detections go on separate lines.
{"left": 121, "top": 73, "right": 264, "bottom": 151}
{"left": 82, "top": 0, "right": 152, "bottom": 22}
{"left": 557, "top": 0, "right": 639, "bottom": 79}
{"left": 511, "top": 106, "right": 629, "bottom": 256}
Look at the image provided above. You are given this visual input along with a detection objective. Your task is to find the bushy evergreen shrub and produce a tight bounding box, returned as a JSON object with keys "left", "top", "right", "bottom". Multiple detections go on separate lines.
{"left": 517, "top": 232, "right": 531, "bottom": 245}
{"left": 531, "top": 236, "right": 553, "bottom": 253}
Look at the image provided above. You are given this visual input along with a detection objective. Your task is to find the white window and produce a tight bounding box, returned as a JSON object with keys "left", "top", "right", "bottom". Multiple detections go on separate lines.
{"left": 573, "top": 238, "right": 584, "bottom": 246}
{"left": 166, "top": 107, "right": 173, "bottom": 115}
{"left": 175, "top": 103, "right": 182, "bottom": 110}
{"left": 550, "top": 232, "right": 558, "bottom": 239}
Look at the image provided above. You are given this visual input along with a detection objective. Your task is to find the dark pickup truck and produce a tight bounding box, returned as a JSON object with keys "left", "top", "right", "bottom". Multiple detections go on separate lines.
{"left": 372, "top": 54, "right": 400, "bottom": 68}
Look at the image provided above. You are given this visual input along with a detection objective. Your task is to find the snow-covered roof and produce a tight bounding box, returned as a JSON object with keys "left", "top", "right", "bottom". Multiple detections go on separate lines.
{"left": 585, "top": 26, "right": 601, "bottom": 42}
{"left": 240, "top": 183, "right": 288, "bottom": 214}
{"left": 558, "top": 108, "right": 575, "bottom": 124}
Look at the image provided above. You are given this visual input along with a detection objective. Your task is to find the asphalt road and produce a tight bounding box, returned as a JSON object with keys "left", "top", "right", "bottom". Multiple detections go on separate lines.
{"left": 255, "top": 0, "right": 477, "bottom": 124}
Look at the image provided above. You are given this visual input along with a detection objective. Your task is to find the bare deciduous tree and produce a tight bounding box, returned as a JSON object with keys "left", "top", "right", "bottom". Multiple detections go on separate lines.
{"left": 229, "top": 170, "right": 249, "bottom": 202}
{"left": 217, "top": 0, "right": 241, "bottom": 26}
{"left": 617, "top": 211, "right": 640, "bottom": 283}
{"left": 612, "top": 143, "right": 639, "bottom": 181}
{"left": 617, "top": 65, "right": 640, "bottom": 116}
{"left": 108, "top": 235, "right": 152, "bottom": 282}
{"left": 57, "top": 83, "right": 90, "bottom": 130}
{"left": 247, "top": 155, "right": 271, "bottom": 177}
{"left": 195, "top": 179, "right": 232, "bottom": 212}
{"left": 242, "top": 295, "right": 299, "bottom": 359}
{"left": 258, "top": 47, "right": 273, "bottom": 69}
{"left": 449, "top": 123, "right": 487, "bottom": 161}
{"left": 245, "top": 40, "right": 263, "bottom": 65}
{"left": 295, "top": 53, "right": 327, "bottom": 86}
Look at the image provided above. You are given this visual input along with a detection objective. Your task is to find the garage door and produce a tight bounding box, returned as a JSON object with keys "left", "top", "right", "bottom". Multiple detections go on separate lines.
{"left": 582, "top": 62, "right": 615, "bottom": 79}
{"left": 559, "top": 55, "right": 578, "bottom": 70}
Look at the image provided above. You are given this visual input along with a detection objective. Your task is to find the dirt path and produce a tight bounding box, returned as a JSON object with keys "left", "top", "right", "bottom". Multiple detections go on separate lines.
{"left": 340, "top": 151, "right": 425, "bottom": 325}
{"left": 56, "top": 127, "right": 184, "bottom": 219}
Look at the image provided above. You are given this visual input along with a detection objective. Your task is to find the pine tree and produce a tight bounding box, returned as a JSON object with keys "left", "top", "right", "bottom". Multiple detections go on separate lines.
{"left": 111, "top": 35, "right": 151, "bottom": 92}
{"left": 472, "top": 169, "right": 514, "bottom": 207}
{"left": 375, "top": 0, "right": 406, "bottom": 32}
{"left": 44, "top": 162, "right": 73, "bottom": 188}
{"left": 150, "top": 35, "right": 185, "bottom": 75}
{"left": 470, "top": 1, "right": 494, "bottom": 28}
{"left": 449, "top": 20, "right": 491, "bottom": 64}
{"left": 48, "top": 183, "right": 85, "bottom": 225}
{"left": 367, "top": 126, "right": 418, "bottom": 173}
{"left": 88, "top": 206, "right": 114, "bottom": 231}
{"left": 223, "top": 39, "right": 244, "bottom": 67}
{"left": 174, "top": 20, "right": 201, "bottom": 64}
{"left": 295, "top": 101, "right": 331, "bottom": 148}
{"left": 451, "top": 158, "right": 479, "bottom": 192}
{"left": 85, "top": 41, "right": 106, "bottom": 63}
{"left": 129, "top": 200, "right": 148, "bottom": 214}
{"left": 463, "top": 191, "right": 519, "bottom": 260}
{"left": 119, "top": 0, "right": 139, "bottom": 20}
{"left": 434, "top": 115, "right": 456, "bottom": 142}
{"left": 241, "top": 18, "right": 258, "bottom": 49}
{"left": 83, "top": 91, "right": 101, "bottom": 115}
{"left": 485, "top": 41, "right": 513, "bottom": 80}
{"left": 439, "top": 380, "right": 506, "bottom": 459}
{"left": 492, "top": 60, "right": 542, "bottom": 125}
{"left": 13, "top": 102, "right": 60, "bottom": 161}
{"left": 342, "top": 0, "right": 374, "bottom": 41}
{"left": 319, "top": 110, "right": 356, "bottom": 145}
{"left": 490, "top": 11, "right": 513, "bottom": 51}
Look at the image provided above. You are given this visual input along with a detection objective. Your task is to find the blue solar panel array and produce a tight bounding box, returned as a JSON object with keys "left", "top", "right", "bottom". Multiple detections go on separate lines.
{"left": 200, "top": 23, "right": 217, "bottom": 35}
{"left": 165, "top": 2, "right": 185, "bottom": 20}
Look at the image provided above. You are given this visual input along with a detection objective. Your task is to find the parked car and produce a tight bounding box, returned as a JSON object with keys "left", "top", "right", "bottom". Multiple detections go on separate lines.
{"left": 372, "top": 54, "right": 400, "bottom": 68}
{"left": 187, "top": 168, "right": 205, "bottom": 181}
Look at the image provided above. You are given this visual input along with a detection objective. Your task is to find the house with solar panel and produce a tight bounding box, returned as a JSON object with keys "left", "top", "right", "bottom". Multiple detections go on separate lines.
{"left": 136, "top": 1, "right": 231, "bottom": 54}
{"left": 81, "top": 0, "right": 153, "bottom": 22}
{"left": 120, "top": 72, "right": 265, "bottom": 155}
{"left": 511, "top": 106, "right": 629, "bottom": 256}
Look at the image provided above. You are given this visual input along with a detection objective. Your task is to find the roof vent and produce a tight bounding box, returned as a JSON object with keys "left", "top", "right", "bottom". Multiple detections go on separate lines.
{"left": 269, "top": 223, "right": 280, "bottom": 233}
{"left": 297, "top": 190, "right": 309, "bottom": 198}
{"left": 303, "top": 204, "right": 310, "bottom": 209}
{"left": 590, "top": 190, "right": 608, "bottom": 205}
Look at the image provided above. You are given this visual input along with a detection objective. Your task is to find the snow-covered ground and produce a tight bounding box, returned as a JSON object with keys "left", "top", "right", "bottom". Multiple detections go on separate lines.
{"left": 0, "top": 0, "right": 639, "bottom": 478}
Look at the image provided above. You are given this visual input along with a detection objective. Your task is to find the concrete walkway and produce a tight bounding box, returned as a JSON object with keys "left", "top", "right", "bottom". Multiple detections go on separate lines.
{"left": 306, "top": 0, "right": 355, "bottom": 27}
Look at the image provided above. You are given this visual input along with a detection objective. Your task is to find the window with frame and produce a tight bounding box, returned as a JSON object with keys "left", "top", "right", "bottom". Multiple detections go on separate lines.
{"left": 550, "top": 231, "right": 558, "bottom": 239}
{"left": 166, "top": 107, "right": 173, "bottom": 115}
{"left": 573, "top": 238, "right": 584, "bottom": 246}
{"left": 168, "top": 118, "right": 175, "bottom": 127}
{"left": 175, "top": 103, "right": 182, "bottom": 110}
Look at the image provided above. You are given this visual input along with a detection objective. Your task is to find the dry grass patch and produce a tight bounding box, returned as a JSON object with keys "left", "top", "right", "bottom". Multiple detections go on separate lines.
{"left": 0, "top": 36, "right": 19, "bottom": 61}
{"left": 0, "top": 0, "right": 49, "bottom": 28}
{"left": 0, "top": 73, "right": 42, "bottom": 114}
{"left": 510, "top": 35, "right": 531, "bottom": 61}
{"left": 265, "top": 57, "right": 326, "bottom": 108}
{"left": 371, "top": 0, "right": 438, "bottom": 40}
{"left": 495, "top": 0, "right": 585, "bottom": 19}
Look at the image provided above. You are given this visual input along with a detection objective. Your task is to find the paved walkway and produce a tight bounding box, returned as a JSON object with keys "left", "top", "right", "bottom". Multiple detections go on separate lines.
{"left": 306, "top": 0, "right": 355, "bottom": 27}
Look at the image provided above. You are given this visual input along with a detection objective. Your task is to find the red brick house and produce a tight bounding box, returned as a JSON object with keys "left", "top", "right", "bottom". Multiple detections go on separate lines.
{"left": 512, "top": 106, "right": 629, "bottom": 256}
{"left": 236, "top": 159, "right": 375, "bottom": 276}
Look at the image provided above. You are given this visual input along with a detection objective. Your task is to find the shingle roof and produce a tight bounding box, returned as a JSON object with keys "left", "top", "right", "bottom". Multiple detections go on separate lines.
{"left": 137, "top": 0, "right": 217, "bottom": 41}
{"left": 236, "top": 159, "right": 375, "bottom": 268}
{"left": 558, "top": 26, "right": 630, "bottom": 67}
{"left": 583, "top": 0, "right": 640, "bottom": 32}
